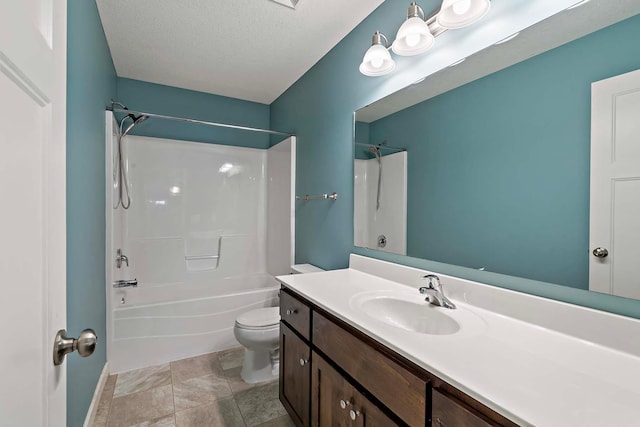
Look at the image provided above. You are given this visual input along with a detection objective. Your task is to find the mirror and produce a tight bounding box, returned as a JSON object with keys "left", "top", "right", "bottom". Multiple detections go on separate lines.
{"left": 354, "top": 4, "right": 640, "bottom": 299}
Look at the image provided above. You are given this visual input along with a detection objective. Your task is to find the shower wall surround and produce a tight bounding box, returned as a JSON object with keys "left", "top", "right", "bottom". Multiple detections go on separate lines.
{"left": 106, "top": 119, "right": 294, "bottom": 373}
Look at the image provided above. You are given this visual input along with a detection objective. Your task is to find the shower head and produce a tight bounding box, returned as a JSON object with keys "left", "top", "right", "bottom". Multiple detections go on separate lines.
{"left": 122, "top": 114, "right": 149, "bottom": 137}
{"left": 368, "top": 145, "right": 381, "bottom": 160}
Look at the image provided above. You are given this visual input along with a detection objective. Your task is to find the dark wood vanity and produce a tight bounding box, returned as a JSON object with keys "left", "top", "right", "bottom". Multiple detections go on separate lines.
{"left": 279, "top": 287, "right": 519, "bottom": 427}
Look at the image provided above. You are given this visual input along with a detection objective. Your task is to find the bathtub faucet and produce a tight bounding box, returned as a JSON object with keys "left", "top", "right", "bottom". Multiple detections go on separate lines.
{"left": 113, "top": 279, "right": 138, "bottom": 288}
{"left": 116, "top": 249, "right": 129, "bottom": 268}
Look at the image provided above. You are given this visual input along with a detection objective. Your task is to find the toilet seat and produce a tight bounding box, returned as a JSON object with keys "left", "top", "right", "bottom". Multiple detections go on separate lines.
{"left": 235, "top": 307, "right": 280, "bottom": 330}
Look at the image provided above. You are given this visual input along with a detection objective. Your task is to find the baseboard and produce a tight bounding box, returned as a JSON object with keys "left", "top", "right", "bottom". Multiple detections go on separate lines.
{"left": 83, "top": 362, "right": 109, "bottom": 427}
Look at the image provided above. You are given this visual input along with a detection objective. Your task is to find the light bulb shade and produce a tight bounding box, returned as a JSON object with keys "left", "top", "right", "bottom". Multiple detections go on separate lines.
{"left": 359, "top": 44, "right": 396, "bottom": 76}
{"left": 436, "top": 0, "right": 490, "bottom": 29}
{"left": 392, "top": 17, "right": 435, "bottom": 56}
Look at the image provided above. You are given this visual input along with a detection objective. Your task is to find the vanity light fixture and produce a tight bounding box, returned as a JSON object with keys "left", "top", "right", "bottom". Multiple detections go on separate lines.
{"left": 437, "top": 0, "right": 491, "bottom": 29}
{"left": 360, "top": 1, "right": 491, "bottom": 76}
{"left": 359, "top": 31, "right": 396, "bottom": 77}
{"left": 392, "top": 3, "right": 435, "bottom": 56}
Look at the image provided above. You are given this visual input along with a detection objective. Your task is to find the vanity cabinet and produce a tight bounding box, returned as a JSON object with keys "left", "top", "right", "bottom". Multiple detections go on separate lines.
{"left": 279, "top": 287, "right": 517, "bottom": 427}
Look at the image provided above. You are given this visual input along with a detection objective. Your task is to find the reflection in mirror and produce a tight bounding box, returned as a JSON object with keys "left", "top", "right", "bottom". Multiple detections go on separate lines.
{"left": 354, "top": 5, "right": 640, "bottom": 300}
{"left": 354, "top": 141, "right": 407, "bottom": 254}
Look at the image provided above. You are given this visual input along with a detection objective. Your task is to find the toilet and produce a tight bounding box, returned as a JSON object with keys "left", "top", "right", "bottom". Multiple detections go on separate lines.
{"left": 233, "top": 264, "right": 324, "bottom": 383}
{"left": 234, "top": 307, "right": 281, "bottom": 383}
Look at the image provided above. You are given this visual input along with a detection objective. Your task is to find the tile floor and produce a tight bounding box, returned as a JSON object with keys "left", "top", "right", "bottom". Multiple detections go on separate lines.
{"left": 93, "top": 348, "right": 294, "bottom": 427}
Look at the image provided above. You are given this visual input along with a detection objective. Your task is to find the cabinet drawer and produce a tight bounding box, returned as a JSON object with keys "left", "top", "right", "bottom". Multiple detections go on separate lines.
{"left": 281, "top": 289, "right": 311, "bottom": 339}
{"left": 432, "top": 389, "right": 493, "bottom": 427}
{"left": 313, "top": 311, "right": 427, "bottom": 426}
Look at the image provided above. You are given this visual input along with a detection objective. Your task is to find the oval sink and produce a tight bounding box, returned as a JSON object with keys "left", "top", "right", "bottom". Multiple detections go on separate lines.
{"left": 357, "top": 295, "right": 460, "bottom": 335}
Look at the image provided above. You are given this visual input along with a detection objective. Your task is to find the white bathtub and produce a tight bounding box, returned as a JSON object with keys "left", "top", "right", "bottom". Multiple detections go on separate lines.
{"left": 108, "top": 274, "right": 279, "bottom": 373}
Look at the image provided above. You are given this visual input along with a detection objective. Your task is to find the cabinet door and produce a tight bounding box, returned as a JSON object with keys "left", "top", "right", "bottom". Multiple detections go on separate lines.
{"left": 312, "top": 352, "right": 399, "bottom": 427}
{"left": 312, "top": 352, "right": 353, "bottom": 427}
{"left": 353, "top": 395, "right": 398, "bottom": 427}
{"left": 280, "top": 322, "right": 311, "bottom": 426}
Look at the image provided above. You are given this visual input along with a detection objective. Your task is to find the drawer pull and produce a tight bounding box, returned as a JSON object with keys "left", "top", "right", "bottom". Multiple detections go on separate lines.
{"left": 339, "top": 399, "right": 351, "bottom": 409}
{"left": 349, "top": 409, "right": 361, "bottom": 420}
{"left": 299, "top": 358, "right": 309, "bottom": 366}
{"left": 286, "top": 308, "right": 298, "bottom": 315}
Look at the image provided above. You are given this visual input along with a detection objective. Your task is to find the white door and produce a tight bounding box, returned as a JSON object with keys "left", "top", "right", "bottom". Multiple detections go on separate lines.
{"left": 0, "top": 0, "right": 67, "bottom": 425}
{"left": 590, "top": 68, "right": 640, "bottom": 299}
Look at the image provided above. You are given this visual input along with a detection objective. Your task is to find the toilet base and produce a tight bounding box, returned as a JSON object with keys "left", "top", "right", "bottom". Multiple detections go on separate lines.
{"left": 240, "top": 347, "right": 279, "bottom": 384}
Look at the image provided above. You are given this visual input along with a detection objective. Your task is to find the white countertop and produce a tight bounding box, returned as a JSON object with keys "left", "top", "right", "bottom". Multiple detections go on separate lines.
{"left": 277, "top": 261, "right": 640, "bottom": 427}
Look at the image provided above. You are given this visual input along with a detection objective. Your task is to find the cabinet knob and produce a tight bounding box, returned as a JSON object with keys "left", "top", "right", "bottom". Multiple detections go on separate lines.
{"left": 286, "top": 308, "right": 297, "bottom": 315}
{"left": 339, "top": 399, "right": 351, "bottom": 409}
{"left": 299, "top": 358, "right": 308, "bottom": 366}
{"left": 349, "top": 409, "right": 360, "bottom": 420}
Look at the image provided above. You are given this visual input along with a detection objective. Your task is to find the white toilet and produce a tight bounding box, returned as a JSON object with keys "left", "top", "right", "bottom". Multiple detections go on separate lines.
{"left": 234, "top": 307, "right": 281, "bottom": 383}
{"left": 233, "top": 264, "right": 324, "bottom": 383}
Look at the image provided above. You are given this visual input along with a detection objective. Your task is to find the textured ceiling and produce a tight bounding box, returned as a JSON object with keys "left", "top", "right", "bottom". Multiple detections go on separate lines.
{"left": 96, "top": 0, "right": 384, "bottom": 104}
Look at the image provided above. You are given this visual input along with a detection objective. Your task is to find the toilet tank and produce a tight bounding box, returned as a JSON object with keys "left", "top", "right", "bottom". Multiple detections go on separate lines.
{"left": 290, "top": 264, "right": 324, "bottom": 274}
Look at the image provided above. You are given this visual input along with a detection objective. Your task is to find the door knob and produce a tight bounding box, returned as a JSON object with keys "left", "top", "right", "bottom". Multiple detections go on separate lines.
{"left": 53, "top": 329, "right": 97, "bottom": 366}
{"left": 592, "top": 247, "right": 609, "bottom": 258}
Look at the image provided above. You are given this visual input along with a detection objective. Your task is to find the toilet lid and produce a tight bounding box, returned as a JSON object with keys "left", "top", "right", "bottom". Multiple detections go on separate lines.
{"left": 236, "top": 307, "right": 280, "bottom": 328}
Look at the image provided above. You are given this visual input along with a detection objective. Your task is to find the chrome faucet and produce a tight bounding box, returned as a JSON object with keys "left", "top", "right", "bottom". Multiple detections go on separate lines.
{"left": 419, "top": 274, "right": 456, "bottom": 309}
{"left": 112, "top": 279, "right": 138, "bottom": 288}
{"left": 116, "top": 249, "right": 129, "bottom": 268}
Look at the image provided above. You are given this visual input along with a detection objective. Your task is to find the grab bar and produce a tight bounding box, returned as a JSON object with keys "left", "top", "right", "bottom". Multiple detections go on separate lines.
{"left": 296, "top": 192, "right": 338, "bottom": 202}
{"left": 185, "top": 255, "right": 219, "bottom": 260}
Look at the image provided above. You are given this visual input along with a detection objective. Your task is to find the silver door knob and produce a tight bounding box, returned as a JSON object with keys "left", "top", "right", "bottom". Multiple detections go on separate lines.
{"left": 286, "top": 308, "right": 297, "bottom": 315}
{"left": 299, "top": 358, "right": 308, "bottom": 366}
{"left": 592, "top": 247, "right": 609, "bottom": 258}
{"left": 53, "top": 329, "right": 97, "bottom": 366}
{"left": 349, "top": 409, "right": 360, "bottom": 420}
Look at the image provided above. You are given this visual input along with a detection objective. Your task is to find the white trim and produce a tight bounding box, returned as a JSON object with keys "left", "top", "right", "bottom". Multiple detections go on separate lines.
{"left": 83, "top": 363, "right": 109, "bottom": 427}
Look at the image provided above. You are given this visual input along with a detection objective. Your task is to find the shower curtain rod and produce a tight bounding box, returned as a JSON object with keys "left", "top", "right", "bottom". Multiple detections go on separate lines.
{"left": 107, "top": 107, "right": 294, "bottom": 137}
{"left": 355, "top": 142, "right": 406, "bottom": 152}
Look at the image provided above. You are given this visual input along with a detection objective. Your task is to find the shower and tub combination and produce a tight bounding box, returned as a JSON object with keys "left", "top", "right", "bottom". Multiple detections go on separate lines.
{"left": 105, "top": 106, "right": 295, "bottom": 375}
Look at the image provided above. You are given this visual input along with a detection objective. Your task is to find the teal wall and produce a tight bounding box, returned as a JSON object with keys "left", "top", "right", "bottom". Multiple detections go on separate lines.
{"left": 367, "top": 13, "right": 640, "bottom": 290}
{"left": 66, "top": 1, "right": 116, "bottom": 426}
{"left": 271, "top": 3, "right": 640, "bottom": 318}
{"left": 66, "top": 8, "right": 273, "bottom": 426}
{"left": 116, "top": 78, "right": 271, "bottom": 148}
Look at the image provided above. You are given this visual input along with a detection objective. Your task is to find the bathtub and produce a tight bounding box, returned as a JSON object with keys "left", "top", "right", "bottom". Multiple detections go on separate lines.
{"left": 108, "top": 273, "right": 279, "bottom": 373}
